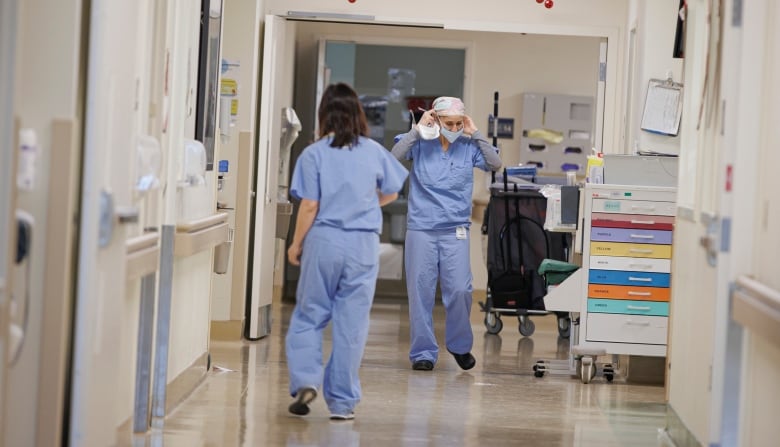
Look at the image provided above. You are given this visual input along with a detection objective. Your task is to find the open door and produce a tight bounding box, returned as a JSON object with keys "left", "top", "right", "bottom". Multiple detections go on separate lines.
{"left": 69, "top": 1, "right": 147, "bottom": 444}
{"left": 246, "top": 15, "right": 296, "bottom": 339}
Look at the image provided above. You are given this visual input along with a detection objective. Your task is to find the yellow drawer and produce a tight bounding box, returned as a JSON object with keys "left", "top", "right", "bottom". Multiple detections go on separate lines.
{"left": 590, "top": 242, "right": 672, "bottom": 259}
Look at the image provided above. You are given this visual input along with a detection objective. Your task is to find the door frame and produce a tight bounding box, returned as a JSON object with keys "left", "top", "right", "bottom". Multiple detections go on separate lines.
{"left": 273, "top": 12, "right": 622, "bottom": 153}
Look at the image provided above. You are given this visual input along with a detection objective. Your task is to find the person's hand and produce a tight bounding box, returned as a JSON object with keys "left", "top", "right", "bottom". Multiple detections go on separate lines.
{"left": 416, "top": 109, "right": 437, "bottom": 128}
{"left": 287, "top": 242, "right": 302, "bottom": 266}
{"left": 463, "top": 115, "right": 478, "bottom": 136}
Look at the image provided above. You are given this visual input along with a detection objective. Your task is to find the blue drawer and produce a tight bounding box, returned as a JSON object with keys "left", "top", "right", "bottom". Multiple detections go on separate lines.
{"left": 590, "top": 227, "right": 673, "bottom": 245}
{"left": 587, "top": 299, "right": 669, "bottom": 316}
{"left": 588, "top": 269, "right": 670, "bottom": 287}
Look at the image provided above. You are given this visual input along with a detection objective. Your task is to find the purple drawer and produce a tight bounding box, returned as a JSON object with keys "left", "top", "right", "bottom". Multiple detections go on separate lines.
{"left": 590, "top": 227, "right": 672, "bottom": 245}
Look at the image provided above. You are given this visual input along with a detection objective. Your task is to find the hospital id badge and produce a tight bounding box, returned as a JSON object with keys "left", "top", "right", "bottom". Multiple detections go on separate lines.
{"left": 455, "top": 226, "right": 468, "bottom": 240}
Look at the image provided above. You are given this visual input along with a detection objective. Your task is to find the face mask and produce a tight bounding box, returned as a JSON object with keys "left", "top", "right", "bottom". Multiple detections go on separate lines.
{"left": 440, "top": 126, "right": 463, "bottom": 143}
{"left": 417, "top": 123, "right": 440, "bottom": 140}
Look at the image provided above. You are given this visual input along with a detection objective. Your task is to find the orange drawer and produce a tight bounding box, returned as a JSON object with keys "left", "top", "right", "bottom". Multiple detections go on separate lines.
{"left": 588, "top": 284, "right": 670, "bottom": 302}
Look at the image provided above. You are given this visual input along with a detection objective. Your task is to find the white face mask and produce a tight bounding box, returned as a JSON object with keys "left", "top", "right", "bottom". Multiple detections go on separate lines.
{"left": 440, "top": 126, "right": 464, "bottom": 143}
{"left": 417, "top": 123, "right": 440, "bottom": 140}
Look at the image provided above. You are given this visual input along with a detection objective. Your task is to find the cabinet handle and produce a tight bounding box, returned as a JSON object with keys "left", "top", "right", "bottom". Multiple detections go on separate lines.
{"left": 627, "top": 291, "right": 652, "bottom": 296}
{"left": 626, "top": 305, "right": 652, "bottom": 311}
{"left": 630, "top": 219, "right": 656, "bottom": 225}
{"left": 630, "top": 234, "right": 654, "bottom": 239}
{"left": 628, "top": 263, "right": 653, "bottom": 269}
{"left": 631, "top": 205, "right": 656, "bottom": 211}
{"left": 625, "top": 320, "right": 651, "bottom": 326}
{"left": 629, "top": 248, "right": 653, "bottom": 254}
{"left": 628, "top": 276, "right": 653, "bottom": 282}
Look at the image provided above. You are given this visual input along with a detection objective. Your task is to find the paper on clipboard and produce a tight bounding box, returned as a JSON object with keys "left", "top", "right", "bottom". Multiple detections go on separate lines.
{"left": 641, "top": 78, "right": 683, "bottom": 136}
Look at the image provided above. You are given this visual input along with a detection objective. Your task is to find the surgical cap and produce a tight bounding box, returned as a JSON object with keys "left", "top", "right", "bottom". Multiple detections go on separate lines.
{"left": 432, "top": 96, "right": 466, "bottom": 117}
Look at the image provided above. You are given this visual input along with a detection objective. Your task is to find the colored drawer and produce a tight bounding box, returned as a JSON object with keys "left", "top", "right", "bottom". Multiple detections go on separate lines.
{"left": 588, "top": 299, "right": 669, "bottom": 317}
{"left": 588, "top": 284, "right": 670, "bottom": 302}
{"left": 586, "top": 313, "right": 668, "bottom": 345}
{"left": 589, "top": 256, "right": 671, "bottom": 273}
{"left": 587, "top": 299, "right": 669, "bottom": 316}
{"left": 591, "top": 213, "right": 674, "bottom": 230}
{"left": 590, "top": 227, "right": 673, "bottom": 244}
{"left": 590, "top": 242, "right": 672, "bottom": 259}
{"left": 588, "top": 270, "right": 670, "bottom": 287}
{"left": 592, "top": 199, "right": 676, "bottom": 216}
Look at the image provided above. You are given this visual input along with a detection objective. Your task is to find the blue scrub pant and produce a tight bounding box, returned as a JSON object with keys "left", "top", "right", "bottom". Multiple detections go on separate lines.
{"left": 285, "top": 225, "right": 379, "bottom": 415}
{"left": 405, "top": 228, "right": 474, "bottom": 364}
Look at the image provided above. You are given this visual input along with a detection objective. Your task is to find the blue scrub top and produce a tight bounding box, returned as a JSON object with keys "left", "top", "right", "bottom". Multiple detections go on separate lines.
{"left": 399, "top": 135, "right": 491, "bottom": 231}
{"left": 290, "top": 136, "right": 408, "bottom": 234}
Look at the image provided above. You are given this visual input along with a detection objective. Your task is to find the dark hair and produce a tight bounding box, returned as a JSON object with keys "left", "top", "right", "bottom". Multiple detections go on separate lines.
{"left": 318, "top": 83, "right": 369, "bottom": 148}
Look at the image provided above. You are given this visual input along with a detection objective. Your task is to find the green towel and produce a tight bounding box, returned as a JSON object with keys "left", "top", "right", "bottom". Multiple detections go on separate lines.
{"left": 538, "top": 259, "right": 579, "bottom": 285}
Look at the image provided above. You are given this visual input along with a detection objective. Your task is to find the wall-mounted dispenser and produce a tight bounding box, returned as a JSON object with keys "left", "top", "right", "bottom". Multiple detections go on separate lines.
{"left": 17, "top": 128, "right": 38, "bottom": 192}
{"left": 217, "top": 159, "right": 228, "bottom": 192}
{"left": 10, "top": 209, "right": 34, "bottom": 365}
{"left": 213, "top": 227, "right": 233, "bottom": 274}
{"left": 135, "top": 134, "right": 162, "bottom": 193}
{"left": 181, "top": 139, "right": 207, "bottom": 187}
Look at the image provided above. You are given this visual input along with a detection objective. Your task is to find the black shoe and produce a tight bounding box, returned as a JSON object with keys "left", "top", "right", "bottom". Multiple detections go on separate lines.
{"left": 288, "top": 386, "right": 317, "bottom": 416}
{"left": 412, "top": 360, "right": 434, "bottom": 371}
{"left": 448, "top": 351, "right": 476, "bottom": 370}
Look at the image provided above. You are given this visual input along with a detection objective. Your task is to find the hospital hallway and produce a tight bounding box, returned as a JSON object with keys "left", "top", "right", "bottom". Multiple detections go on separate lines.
{"left": 119, "top": 295, "right": 668, "bottom": 446}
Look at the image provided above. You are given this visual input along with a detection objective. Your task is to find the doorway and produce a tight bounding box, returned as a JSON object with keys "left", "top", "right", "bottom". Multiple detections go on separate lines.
{"left": 322, "top": 41, "right": 466, "bottom": 149}
{"left": 278, "top": 20, "right": 605, "bottom": 301}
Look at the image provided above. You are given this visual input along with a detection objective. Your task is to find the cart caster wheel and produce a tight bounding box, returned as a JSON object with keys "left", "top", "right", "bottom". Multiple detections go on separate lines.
{"left": 557, "top": 317, "right": 571, "bottom": 339}
{"left": 534, "top": 370, "right": 544, "bottom": 378}
{"left": 580, "top": 357, "right": 595, "bottom": 384}
{"left": 605, "top": 373, "right": 614, "bottom": 382}
{"left": 484, "top": 313, "right": 503, "bottom": 335}
{"left": 518, "top": 316, "right": 535, "bottom": 337}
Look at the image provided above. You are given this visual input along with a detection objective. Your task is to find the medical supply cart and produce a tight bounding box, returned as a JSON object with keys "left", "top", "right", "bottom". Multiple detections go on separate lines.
{"left": 577, "top": 184, "right": 676, "bottom": 376}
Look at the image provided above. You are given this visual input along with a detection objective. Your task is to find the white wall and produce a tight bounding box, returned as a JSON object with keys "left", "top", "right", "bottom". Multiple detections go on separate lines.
{"left": 627, "top": 0, "right": 684, "bottom": 155}
{"left": 211, "top": 0, "right": 265, "bottom": 323}
{"left": 169, "top": 252, "right": 214, "bottom": 380}
{"left": 167, "top": 0, "right": 216, "bottom": 382}
{"left": 667, "top": 1, "right": 780, "bottom": 445}
{"left": 736, "top": 1, "right": 780, "bottom": 445}
{"left": 272, "top": 0, "right": 628, "bottom": 155}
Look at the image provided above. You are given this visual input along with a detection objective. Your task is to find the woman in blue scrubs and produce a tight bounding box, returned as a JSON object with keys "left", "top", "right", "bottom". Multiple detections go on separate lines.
{"left": 285, "top": 83, "right": 408, "bottom": 420}
{"left": 392, "top": 97, "right": 502, "bottom": 371}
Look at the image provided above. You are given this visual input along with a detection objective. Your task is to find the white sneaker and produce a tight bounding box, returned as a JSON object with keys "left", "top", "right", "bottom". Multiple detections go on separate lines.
{"left": 329, "top": 412, "right": 355, "bottom": 421}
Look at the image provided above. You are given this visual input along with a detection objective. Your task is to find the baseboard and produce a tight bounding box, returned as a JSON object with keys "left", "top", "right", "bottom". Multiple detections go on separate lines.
{"left": 626, "top": 355, "right": 666, "bottom": 386}
{"left": 165, "top": 351, "right": 210, "bottom": 415}
{"left": 666, "top": 405, "right": 703, "bottom": 447}
{"left": 210, "top": 320, "right": 244, "bottom": 341}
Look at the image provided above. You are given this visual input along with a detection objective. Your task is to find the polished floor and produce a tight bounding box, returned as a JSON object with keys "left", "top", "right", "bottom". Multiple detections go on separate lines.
{"left": 122, "top": 296, "right": 669, "bottom": 446}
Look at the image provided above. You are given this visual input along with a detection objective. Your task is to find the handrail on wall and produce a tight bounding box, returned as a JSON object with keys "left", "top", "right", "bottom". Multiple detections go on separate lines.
{"left": 732, "top": 275, "right": 780, "bottom": 348}
{"left": 174, "top": 212, "right": 229, "bottom": 257}
{"left": 126, "top": 233, "right": 160, "bottom": 281}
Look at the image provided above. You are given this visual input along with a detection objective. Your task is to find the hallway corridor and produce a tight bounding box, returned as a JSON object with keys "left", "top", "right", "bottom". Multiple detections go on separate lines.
{"left": 120, "top": 298, "right": 667, "bottom": 446}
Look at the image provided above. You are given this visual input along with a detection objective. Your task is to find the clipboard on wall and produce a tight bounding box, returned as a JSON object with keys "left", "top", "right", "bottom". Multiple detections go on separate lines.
{"left": 640, "top": 78, "right": 684, "bottom": 136}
